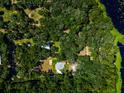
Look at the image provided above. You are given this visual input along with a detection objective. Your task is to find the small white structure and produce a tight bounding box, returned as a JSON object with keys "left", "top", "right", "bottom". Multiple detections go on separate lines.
{"left": 0, "top": 56, "right": 1, "bottom": 65}
{"left": 27, "top": 43, "right": 31, "bottom": 47}
{"left": 70, "top": 63, "right": 77, "bottom": 72}
{"left": 55, "top": 62, "right": 65, "bottom": 74}
{"left": 41, "top": 45, "right": 50, "bottom": 50}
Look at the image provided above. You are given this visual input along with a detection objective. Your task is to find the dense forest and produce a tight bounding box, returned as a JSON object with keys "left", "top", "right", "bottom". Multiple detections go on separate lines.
{"left": 0, "top": 0, "right": 118, "bottom": 93}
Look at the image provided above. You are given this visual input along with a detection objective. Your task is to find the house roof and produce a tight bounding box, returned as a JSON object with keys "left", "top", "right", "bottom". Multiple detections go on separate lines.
{"left": 55, "top": 62, "right": 65, "bottom": 74}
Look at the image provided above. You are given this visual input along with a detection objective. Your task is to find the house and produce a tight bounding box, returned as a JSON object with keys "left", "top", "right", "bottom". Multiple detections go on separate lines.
{"left": 41, "top": 42, "right": 53, "bottom": 50}
{"left": 55, "top": 62, "right": 65, "bottom": 74}
{"left": 41, "top": 45, "right": 50, "bottom": 50}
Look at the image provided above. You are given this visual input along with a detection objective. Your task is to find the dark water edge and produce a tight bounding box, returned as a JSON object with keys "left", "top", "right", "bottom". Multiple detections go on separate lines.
{"left": 3, "top": 34, "right": 17, "bottom": 81}
{"left": 100, "top": 0, "right": 124, "bottom": 92}
{"left": 100, "top": 0, "right": 124, "bottom": 34}
{"left": 118, "top": 43, "right": 124, "bottom": 91}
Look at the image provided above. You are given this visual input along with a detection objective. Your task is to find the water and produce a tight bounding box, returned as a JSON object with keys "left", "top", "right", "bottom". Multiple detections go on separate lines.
{"left": 118, "top": 43, "right": 124, "bottom": 91}
{"left": 100, "top": 0, "right": 124, "bottom": 92}
{"left": 3, "top": 34, "right": 17, "bottom": 81}
{"left": 100, "top": 0, "right": 124, "bottom": 34}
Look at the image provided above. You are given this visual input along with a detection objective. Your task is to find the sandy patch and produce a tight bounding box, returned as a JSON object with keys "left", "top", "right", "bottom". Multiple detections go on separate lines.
{"left": 24, "top": 8, "right": 44, "bottom": 27}
{"left": 64, "top": 29, "right": 70, "bottom": 34}
{"left": 40, "top": 58, "right": 53, "bottom": 72}
{"left": 69, "top": 63, "right": 78, "bottom": 72}
{"left": 0, "top": 29, "right": 6, "bottom": 33}
{"left": 11, "top": 0, "right": 18, "bottom": 4}
{"left": 79, "top": 46, "right": 91, "bottom": 56}
{"left": 24, "top": 8, "right": 44, "bottom": 21}
{"left": 47, "top": 0, "right": 53, "bottom": 3}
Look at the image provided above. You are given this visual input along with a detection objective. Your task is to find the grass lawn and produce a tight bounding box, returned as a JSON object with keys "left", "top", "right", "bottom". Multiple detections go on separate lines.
{"left": 52, "top": 58, "right": 58, "bottom": 73}
{"left": 115, "top": 51, "right": 122, "bottom": 93}
{"left": 14, "top": 38, "right": 34, "bottom": 46}
{"left": 53, "top": 42, "right": 61, "bottom": 53}
{"left": 24, "top": 8, "right": 44, "bottom": 24}
{"left": 111, "top": 28, "right": 124, "bottom": 45}
{"left": 0, "top": 7, "right": 17, "bottom": 22}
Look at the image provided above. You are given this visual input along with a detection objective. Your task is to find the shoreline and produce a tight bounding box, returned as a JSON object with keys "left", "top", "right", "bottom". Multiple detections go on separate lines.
{"left": 96, "top": 0, "right": 123, "bottom": 93}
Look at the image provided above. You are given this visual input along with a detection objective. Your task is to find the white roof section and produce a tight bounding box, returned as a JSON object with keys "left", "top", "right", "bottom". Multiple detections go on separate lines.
{"left": 70, "top": 63, "right": 77, "bottom": 72}
{"left": 56, "top": 69, "right": 62, "bottom": 74}
{"left": 0, "top": 56, "right": 1, "bottom": 65}
{"left": 41, "top": 45, "right": 50, "bottom": 50}
{"left": 55, "top": 62, "right": 65, "bottom": 74}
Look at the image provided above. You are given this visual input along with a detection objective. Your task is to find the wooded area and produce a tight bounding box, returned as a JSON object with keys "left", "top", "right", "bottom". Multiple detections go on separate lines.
{"left": 0, "top": 0, "right": 117, "bottom": 93}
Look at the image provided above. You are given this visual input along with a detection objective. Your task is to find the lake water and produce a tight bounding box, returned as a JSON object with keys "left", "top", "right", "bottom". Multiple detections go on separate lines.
{"left": 100, "top": 0, "right": 124, "bottom": 92}
{"left": 101, "top": 0, "right": 124, "bottom": 34}
{"left": 118, "top": 43, "right": 124, "bottom": 91}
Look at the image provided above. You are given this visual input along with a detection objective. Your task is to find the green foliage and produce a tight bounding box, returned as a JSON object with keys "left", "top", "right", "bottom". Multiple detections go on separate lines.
{"left": 0, "top": 0, "right": 117, "bottom": 93}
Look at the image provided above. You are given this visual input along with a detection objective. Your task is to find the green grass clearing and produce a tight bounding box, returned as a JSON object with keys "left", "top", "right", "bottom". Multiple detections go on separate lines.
{"left": 14, "top": 38, "right": 34, "bottom": 46}
{"left": 53, "top": 42, "right": 61, "bottom": 53}
{"left": 0, "top": 7, "right": 17, "bottom": 22}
